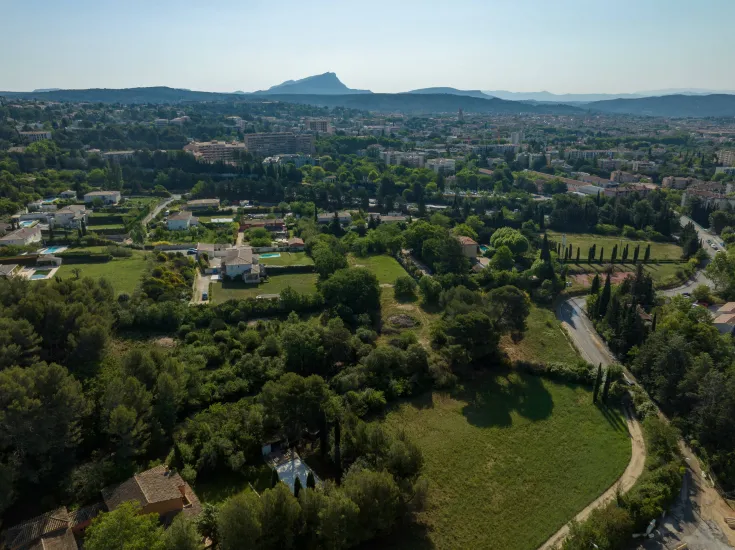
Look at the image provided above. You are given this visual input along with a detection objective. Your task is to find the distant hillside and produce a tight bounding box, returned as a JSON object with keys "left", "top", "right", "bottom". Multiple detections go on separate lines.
{"left": 587, "top": 94, "right": 735, "bottom": 117}
{"left": 261, "top": 93, "right": 582, "bottom": 115}
{"left": 405, "top": 87, "right": 493, "bottom": 99}
{"left": 32, "top": 88, "right": 61, "bottom": 93}
{"left": 0, "top": 86, "right": 242, "bottom": 104}
{"left": 483, "top": 90, "right": 644, "bottom": 103}
{"left": 253, "top": 72, "right": 371, "bottom": 95}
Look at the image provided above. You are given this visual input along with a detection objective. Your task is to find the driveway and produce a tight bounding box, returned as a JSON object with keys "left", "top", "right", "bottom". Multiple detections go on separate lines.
{"left": 190, "top": 272, "right": 210, "bottom": 304}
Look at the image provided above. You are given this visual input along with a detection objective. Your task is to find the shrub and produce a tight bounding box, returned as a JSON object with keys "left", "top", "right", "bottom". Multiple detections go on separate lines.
{"left": 394, "top": 276, "right": 417, "bottom": 299}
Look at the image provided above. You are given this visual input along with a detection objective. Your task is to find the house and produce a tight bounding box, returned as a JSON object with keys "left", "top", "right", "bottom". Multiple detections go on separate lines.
{"left": 102, "top": 465, "right": 201, "bottom": 520}
{"left": 221, "top": 246, "right": 264, "bottom": 283}
{"left": 167, "top": 211, "right": 198, "bottom": 231}
{"left": 54, "top": 205, "right": 89, "bottom": 228}
{"left": 0, "top": 507, "right": 78, "bottom": 550}
{"left": 59, "top": 189, "right": 77, "bottom": 199}
{"left": 456, "top": 235, "right": 478, "bottom": 259}
{"left": 0, "top": 226, "right": 42, "bottom": 247}
{"left": 717, "top": 302, "right": 735, "bottom": 315}
{"left": 317, "top": 211, "right": 352, "bottom": 224}
{"left": 84, "top": 190, "right": 121, "bottom": 205}
{"left": 0, "top": 264, "right": 18, "bottom": 278}
{"left": 241, "top": 218, "right": 285, "bottom": 232}
{"left": 713, "top": 313, "right": 735, "bottom": 335}
{"left": 288, "top": 237, "right": 305, "bottom": 251}
{"left": 186, "top": 198, "right": 220, "bottom": 211}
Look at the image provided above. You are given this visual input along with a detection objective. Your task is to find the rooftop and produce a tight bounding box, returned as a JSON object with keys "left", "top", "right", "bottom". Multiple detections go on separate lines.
{"left": 457, "top": 235, "right": 478, "bottom": 245}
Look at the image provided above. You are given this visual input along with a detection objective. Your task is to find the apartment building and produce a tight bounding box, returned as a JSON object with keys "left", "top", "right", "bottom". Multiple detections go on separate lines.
{"left": 662, "top": 176, "right": 703, "bottom": 189}
{"left": 631, "top": 160, "right": 657, "bottom": 172}
{"left": 103, "top": 150, "right": 136, "bottom": 163}
{"left": 306, "top": 119, "right": 333, "bottom": 134}
{"left": 20, "top": 130, "right": 51, "bottom": 142}
{"left": 427, "top": 158, "right": 456, "bottom": 174}
{"left": 610, "top": 171, "right": 638, "bottom": 184}
{"left": 84, "top": 190, "right": 121, "bottom": 205}
{"left": 717, "top": 150, "right": 735, "bottom": 166}
{"left": 564, "top": 149, "right": 613, "bottom": 161}
{"left": 381, "top": 151, "right": 425, "bottom": 168}
{"left": 183, "top": 141, "right": 246, "bottom": 163}
{"left": 598, "top": 158, "right": 626, "bottom": 171}
{"left": 715, "top": 167, "right": 735, "bottom": 176}
{"left": 154, "top": 118, "right": 169, "bottom": 127}
{"left": 242, "top": 132, "right": 315, "bottom": 156}
{"left": 510, "top": 131, "right": 524, "bottom": 144}
{"left": 262, "top": 154, "right": 315, "bottom": 168}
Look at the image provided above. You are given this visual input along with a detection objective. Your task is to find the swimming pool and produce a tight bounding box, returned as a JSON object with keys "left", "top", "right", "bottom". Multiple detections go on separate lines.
{"left": 30, "top": 273, "right": 49, "bottom": 280}
{"left": 19, "top": 220, "right": 37, "bottom": 228}
{"left": 479, "top": 245, "right": 489, "bottom": 253}
{"left": 259, "top": 252, "right": 281, "bottom": 258}
{"left": 38, "top": 246, "right": 68, "bottom": 254}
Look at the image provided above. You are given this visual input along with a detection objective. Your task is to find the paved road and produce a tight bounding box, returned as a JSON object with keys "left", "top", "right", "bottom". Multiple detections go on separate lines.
{"left": 142, "top": 195, "right": 179, "bottom": 227}
{"left": 556, "top": 296, "right": 616, "bottom": 367}
{"left": 660, "top": 215, "right": 715, "bottom": 297}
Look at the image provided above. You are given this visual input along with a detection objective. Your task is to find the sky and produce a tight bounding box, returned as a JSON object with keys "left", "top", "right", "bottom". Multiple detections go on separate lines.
{"left": 2, "top": 0, "right": 735, "bottom": 94}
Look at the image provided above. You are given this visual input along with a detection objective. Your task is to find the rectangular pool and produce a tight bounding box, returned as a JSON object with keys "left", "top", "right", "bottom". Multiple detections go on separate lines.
{"left": 480, "top": 245, "right": 489, "bottom": 253}
{"left": 19, "top": 220, "right": 37, "bottom": 228}
{"left": 259, "top": 252, "right": 281, "bottom": 258}
{"left": 38, "top": 246, "right": 68, "bottom": 254}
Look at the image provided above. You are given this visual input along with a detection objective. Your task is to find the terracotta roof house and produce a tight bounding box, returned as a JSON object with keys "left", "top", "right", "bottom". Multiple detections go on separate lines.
{"left": 102, "top": 465, "right": 201, "bottom": 519}
{"left": 456, "top": 235, "right": 479, "bottom": 259}
{"left": 1, "top": 507, "right": 77, "bottom": 550}
{"left": 288, "top": 237, "right": 305, "bottom": 250}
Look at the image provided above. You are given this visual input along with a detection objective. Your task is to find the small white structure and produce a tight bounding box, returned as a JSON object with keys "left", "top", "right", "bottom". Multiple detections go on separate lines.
{"left": 167, "top": 211, "right": 198, "bottom": 231}
{"left": 84, "top": 190, "right": 121, "bottom": 205}
{"left": 268, "top": 450, "right": 320, "bottom": 495}
{"left": 0, "top": 226, "right": 42, "bottom": 247}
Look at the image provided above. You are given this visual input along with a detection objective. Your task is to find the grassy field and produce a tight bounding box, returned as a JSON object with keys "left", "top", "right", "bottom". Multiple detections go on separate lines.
{"left": 56, "top": 251, "right": 149, "bottom": 295}
{"left": 259, "top": 251, "right": 313, "bottom": 266}
{"left": 377, "top": 373, "right": 631, "bottom": 550}
{"left": 210, "top": 273, "right": 318, "bottom": 304}
{"left": 194, "top": 465, "right": 271, "bottom": 504}
{"left": 349, "top": 254, "right": 408, "bottom": 284}
{"left": 86, "top": 224, "right": 127, "bottom": 231}
{"left": 566, "top": 261, "right": 691, "bottom": 289}
{"left": 547, "top": 231, "right": 682, "bottom": 261}
{"left": 379, "top": 287, "right": 440, "bottom": 347}
{"left": 501, "top": 306, "right": 580, "bottom": 365}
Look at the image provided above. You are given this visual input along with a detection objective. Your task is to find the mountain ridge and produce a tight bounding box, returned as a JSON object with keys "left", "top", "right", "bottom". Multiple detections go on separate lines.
{"left": 405, "top": 87, "right": 493, "bottom": 99}
{"left": 252, "top": 72, "right": 371, "bottom": 95}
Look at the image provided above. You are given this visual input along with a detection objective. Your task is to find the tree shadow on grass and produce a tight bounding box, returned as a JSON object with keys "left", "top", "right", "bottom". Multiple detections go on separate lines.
{"left": 596, "top": 403, "right": 628, "bottom": 434}
{"left": 460, "top": 371, "right": 554, "bottom": 428}
{"left": 358, "top": 518, "right": 435, "bottom": 550}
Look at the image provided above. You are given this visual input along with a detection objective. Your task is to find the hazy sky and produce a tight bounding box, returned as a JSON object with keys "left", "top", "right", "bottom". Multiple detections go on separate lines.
{"left": 2, "top": 0, "right": 734, "bottom": 93}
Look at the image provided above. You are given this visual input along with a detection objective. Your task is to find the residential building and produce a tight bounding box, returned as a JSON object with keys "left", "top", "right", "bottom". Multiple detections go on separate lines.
{"left": 716, "top": 150, "right": 735, "bottom": 166}
{"left": 183, "top": 140, "right": 246, "bottom": 163}
{"left": 578, "top": 173, "right": 611, "bottom": 187}
{"left": 456, "top": 235, "right": 478, "bottom": 259}
{"left": 662, "top": 176, "right": 701, "bottom": 189}
{"left": 575, "top": 185, "right": 605, "bottom": 197}
{"left": 221, "top": 247, "right": 264, "bottom": 283}
{"left": 241, "top": 218, "right": 285, "bottom": 232}
{"left": 510, "top": 131, "right": 524, "bottom": 144}
{"left": 186, "top": 198, "right": 220, "bottom": 210}
{"left": 288, "top": 237, "right": 305, "bottom": 250}
{"left": 515, "top": 152, "right": 529, "bottom": 168}
{"left": 529, "top": 153, "right": 546, "bottom": 168}
{"left": 564, "top": 149, "right": 613, "bottom": 161}
{"left": 715, "top": 167, "right": 735, "bottom": 176}
{"left": 713, "top": 313, "right": 735, "bottom": 335}
{"left": 55, "top": 205, "right": 89, "bottom": 228}
{"left": 243, "top": 132, "right": 315, "bottom": 156}
{"left": 306, "top": 119, "right": 333, "bottom": 134}
{"left": 19, "top": 130, "right": 51, "bottom": 142}
{"left": 170, "top": 116, "right": 190, "bottom": 125}
{"left": 610, "top": 171, "right": 638, "bottom": 184}
{"left": 0, "top": 264, "right": 18, "bottom": 278}
{"left": 103, "top": 150, "right": 136, "bottom": 163}
{"left": 598, "top": 158, "right": 626, "bottom": 171}
{"left": 154, "top": 118, "right": 169, "bottom": 127}
{"left": 380, "top": 151, "right": 425, "bottom": 168}
{"left": 426, "top": 158, "right": 456, "bottom": 174}
{"left": 84, "top": 190, "right": 121, "bottom": 205}
{"left": 60, "top": 189, "right": 77, "bottom": 199}
{"left": 486, "top": 143, "right": 518, "bottom": 155}
{"left": 0, "top": 226, "right": 42, "bottom": 247}
{"left": 631, "top": 160, "right": 657, "bottom": 173}
{"left": 317, "top": 211, "right": 352, "bottom": 224}
{"left": 262, "top": 154, "right": 315, "bottom": 168}
{"left": 1, "top": 507, "right": 78, "bottom": 550}
{"left": 167, "top": 211, "right": 198, "bottom": 231}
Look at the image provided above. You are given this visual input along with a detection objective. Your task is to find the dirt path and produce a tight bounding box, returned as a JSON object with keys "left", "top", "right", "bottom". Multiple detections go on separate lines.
{"left": 538, "top": 405, "right": 646, "bottom": 550}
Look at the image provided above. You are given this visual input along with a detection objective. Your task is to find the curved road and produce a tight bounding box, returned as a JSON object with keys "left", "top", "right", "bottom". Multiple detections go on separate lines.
{"left": 543, "top": 217, "right": 734, "bottom": 549}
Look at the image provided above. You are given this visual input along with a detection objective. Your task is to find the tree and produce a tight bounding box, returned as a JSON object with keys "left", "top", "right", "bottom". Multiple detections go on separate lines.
{"left": 540, "top": 234, "right": 551, "bottom": 262}
{"left": 611, "top": 245, "right": 618, "bottom": 264}
{"left": 419, "top": 275, "right": 442, "bottom": 306}
{"left": 490, "top": 227, "right": 529, "bottom": 255}
{"left": 598, "top": 273, "right": 612, "bottom": 318}
{"left": 593, "top": 363, "right": 603, "bottom": 403}
{"left": 219, "top": 492, "right": 263, "bottom": 550}
{"left": 260, "top": 373, "right": 332, "bottom": 442}
{"left": 319, "top": 267, "right": 381, "bottom": 319}
{"left": 599, "top": 247, "right": 604, "bottom": 264}
{"left": 633, "top": 245, "right": 640, "bottom": 264}
{"left": 312, "top": 244, "right": 348, "bottom": 279}
{"left": 85, "top": 501, "right": 165, "bottom": 550}
{"left": 334, "top": 419, "right": 342, "bottom": 478}
{"left": 163, "top": 515, "right": 200, "bottom": 550}
{"left": 71, "top": 267, "right": 81, "bottom": 279}
{"left": 306, "top": 471, "right": 316, "bottom": 489}
{"left": 318, "top": 490, "right": 360, "bottom": 549}
{"left": 260, "top": 482, "right": 301, "bottom": 548}
{"left": 576, "top": 247, "right": 580, "bottom": 262}
{"left": 197, "top": 504, "right": 219, "bottom": 548}
{"left": 590, "top": 273, "right": 601, "bottom": 295}
{"left": 271, "top": 468, "right": 280, "bottom": 488}
{"left": 342, "top": 468, "right": 401, "bottom": 541}
{"left": 394, "top": 276, "right": 417, "bottom": 300}
{"left": 294, "top": 475, "right": 302, "bottom": 498}
{"left": 487, "top": 285, "right": 531, "bottom": 333}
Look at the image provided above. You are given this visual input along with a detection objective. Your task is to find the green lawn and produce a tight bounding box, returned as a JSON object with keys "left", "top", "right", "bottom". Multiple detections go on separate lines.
{"left": 349, "top": 254, "right": 408, "bottom": 284}
{"left": 378, "top": 373, "right": 631, "bottom": 550}
{"left": 56, "top": 252, "right": 149, "bottom": 295}
{"left": 547, "top": 231, "right": 682, "bottom": 261}
{"left": 259, "top": 251, "right": 313, "bottom": 266}
{"left": 211, "top": 273, "right": 318, "bottom": 304}
{"left": 194, "top": 465, "right": 271, "bottom": 504}
{"left": 502, "top": 306, "right": 580, "bottom": 365}
{"left": 86, "top": 224, "right": 127, "bottom": 231}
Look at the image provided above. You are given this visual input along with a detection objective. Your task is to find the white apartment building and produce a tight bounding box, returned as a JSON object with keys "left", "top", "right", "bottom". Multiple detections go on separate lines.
{"left": 426, "top": 158, "right": 456, "bottom": 174}
{"left": 84, "top": 190, "right": 121, "bottom": 205}
{"left": 380, "top": 151, "right": 425, "bottom": 168}
{"left": 717, "top": 150, "right": 735, "bottom": 166}
{"left": 510, "top": 131, "right": 524, "bottom": 144}
{"left": 103, "top": 150, "right": 136, "bottom": 163}
{"left": 306, "top": 119, "right": 333, "bottom": 134}
{"left": 183, "top": 141, "right": 246, "bottom": 163}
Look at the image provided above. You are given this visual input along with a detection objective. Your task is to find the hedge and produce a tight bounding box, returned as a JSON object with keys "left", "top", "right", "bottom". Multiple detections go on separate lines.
{"left": 514, "top": 359, "right": 596, "bottom": 386}
{"left": 263, "top": 264, "right": 315, "bottom": 274}
{"left": 57, "top": 251, "right": 113, "bottom": 264}
{"left": 88, "top": 214, "right": 125, "bottom": 225}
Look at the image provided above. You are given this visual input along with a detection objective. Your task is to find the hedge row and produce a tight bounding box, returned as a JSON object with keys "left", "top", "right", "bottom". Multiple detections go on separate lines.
{"left": 264, "top": 264, "right": 315, "bottom": 274}
{"left": 88, "top": 214, "right": 125, "bottom": 225}
{"left": 57, "top": 251, "right": 113, "bottom": 264}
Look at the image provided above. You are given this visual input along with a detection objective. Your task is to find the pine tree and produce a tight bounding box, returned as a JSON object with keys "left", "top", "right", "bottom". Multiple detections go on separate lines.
{"left": 602, "top": 370, "right": 613, "bottom": 403}
{"left": 334, "top": 419, "right": 342, "bottom": 481}
{"left": 306, "top": 471, "right": 316, "bottom": 489}
{"left": 271, "top": 468, "right": 279, "bottom": 488}
{"left": 590, "top": 273, "right": 601, "bottom": 295}
{"left": 593, "top": 363, "right": 603, "bottom": 403}
{"left": 598, "top": 273, "right": 612, "bottom": 318}
{"left": 294, "top": 476, "right": 302, "bottom": 498}
{"left": 644, "top": 244, "right": 651, "bottom": 262}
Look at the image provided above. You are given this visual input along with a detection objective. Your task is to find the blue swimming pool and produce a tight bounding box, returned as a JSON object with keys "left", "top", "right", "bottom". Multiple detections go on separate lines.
{"left": 479, "top": 245, "right": 489, "bottom": 253}
{"left": 259, "top": 252, "right": 281, "bottom": 258}
{"left": 19, "top": 220, "right": 36, "bottom": 228}
{"left": 38, "top": 246, "right": 68, "bottom": 254}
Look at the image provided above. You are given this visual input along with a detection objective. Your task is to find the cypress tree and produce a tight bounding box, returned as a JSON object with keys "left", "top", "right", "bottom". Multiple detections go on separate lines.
{"left": 622, "top": 244, "right": 628, "bottom": 263}
{"left": 576, "top": 247, "right": 580, "bottom": 262}
{"left": 334, "top": 419, "right": 342, "bottom": 481}
{"left": 611, "top": 245, "right": 617, "bottom": 264}
{"left": 593, "top": 363, "right": 603, "bottom": 403}
{"left": 271, "top": 468, "right": 279, "bottom": 488}
{"left": 539, "top": 210, "right": 545, "bottom": 231}
{"left": 651, "top": 311, "right": 657, "bottom": 332}
{"left": 644, "top": 244, "right": 651, "bottom": 262}
{"left": 294, "top": 476, "right": 302, "bottom": 498}
{"left": 633, "top": 245, "right": 640, "bottom": 264}
{"left": 599, "top": 247, "right": 604, "bottom": 263}
{"left": 541, "top": 234, "right": 551, "bottom": 262}
{"left": 306, "top": 471, "right": 316, "bottom": 489}
{"left": 598, "top": 273, "right": 612, "bottom": 318}
{"left": 590, "top": 273, "right": 601, "bottom": 295}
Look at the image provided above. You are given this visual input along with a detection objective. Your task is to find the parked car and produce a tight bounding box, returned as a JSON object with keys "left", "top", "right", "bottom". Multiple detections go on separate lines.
{"left": 202, "top": 292, "right": 208, "bottom": 301}
{"left": 187, "top": 248, "right": 197, "bottom": 255}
